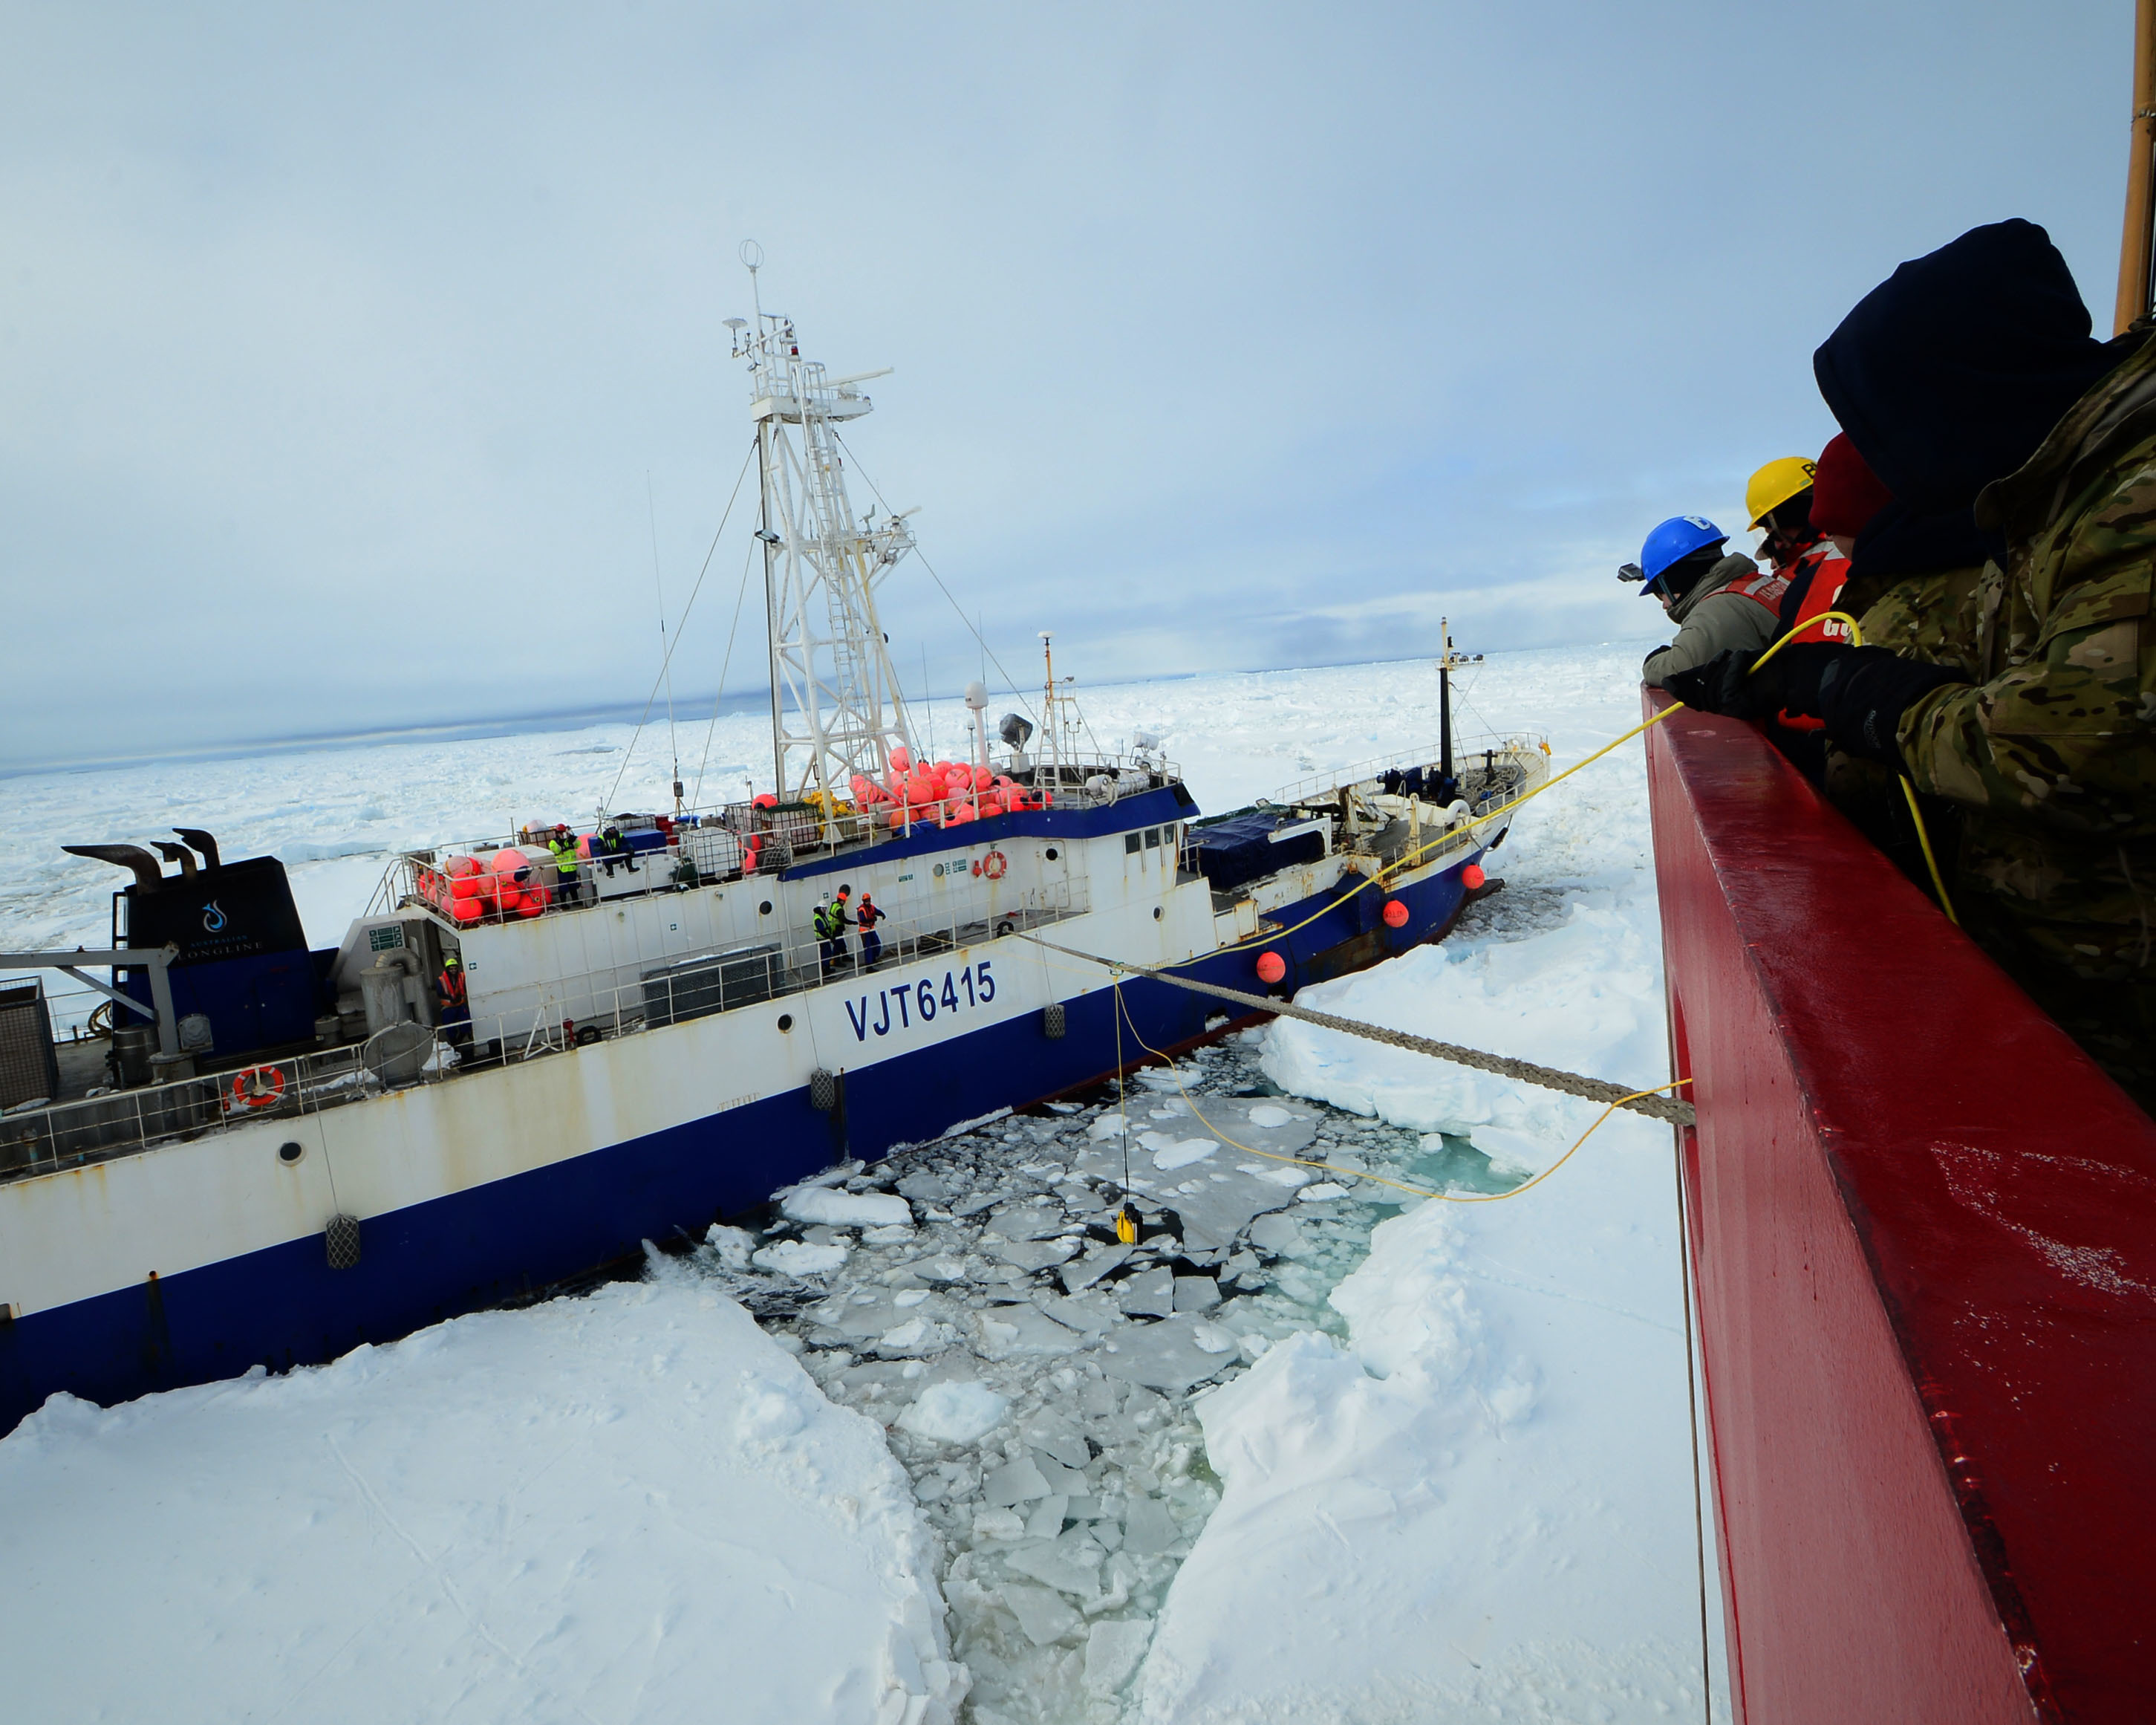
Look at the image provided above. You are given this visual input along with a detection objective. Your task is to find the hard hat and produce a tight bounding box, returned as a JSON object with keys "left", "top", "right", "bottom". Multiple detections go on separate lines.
{"left": 1638, "top": 516, "right": 1727, "bottom": 591}
{"left": 444, "top": 953, "right": 461, "bottom": 967}
{"left": 1745, "top": 457, "right": 1817, "bottom": 529}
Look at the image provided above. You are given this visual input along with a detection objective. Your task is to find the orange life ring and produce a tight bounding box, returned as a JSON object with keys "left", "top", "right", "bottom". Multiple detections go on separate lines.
{"left": 231, "top": 1065, "right": 286, "bottom": 1109}
{"left": 982, "top": 849, "right": 1008, "bottom": 880}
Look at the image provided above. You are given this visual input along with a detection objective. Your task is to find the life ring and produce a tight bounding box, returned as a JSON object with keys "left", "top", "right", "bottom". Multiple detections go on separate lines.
{"left": 231, "top": 1065, "right": 286, "bottom": 1109}
{"left": 982, "top": 849, "right": 1008, "bottom": 880}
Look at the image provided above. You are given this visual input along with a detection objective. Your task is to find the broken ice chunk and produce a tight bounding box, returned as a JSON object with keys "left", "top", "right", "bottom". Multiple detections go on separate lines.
{"left": 703, "top": 1224, "right": 753, "bottom": 1269}
{"left": 1120, "top": 1496, "right": 1181, "bottom": 1556}
{"left": 1002, "top": 1582, "right": 1082, "bottom": 1647}
{"left": 1084, "top": 1618, "right": 1154, "bottom": 1696}
{"left": 1144, "top": 1134, "right": 1218, "bottom": 1172}
{"left": 1087, "top": 1114, "right": 1131, "bottom": 1141}
{"left": 780, "top": 1186, "right": 913, "bottom": 1229}
{"left": 897, "top": 1380, "right": 1009, "bottom": 1445}
{"left": 1032, "top": 1451, "right": 1089, "bottom": 1494}
{"left": 971, "top": 1307, "right": 1082, "bottom": 1359}
{"left": 1119, "top": 1267, "right": 1175, "bottom": 1318}
{"left": 1246, "top": 1104, "right": 1294, "bottom": 1128}
{"left": 873, "top": 1316, "right": 935, "bottom": 1354}
{"left": 1245, "top": 1213, "right": 1307, "bottom": 1257}
{"left": 1059, "top": 1242, "right": 1133, "bottom": 1294}
{"left": 750, "top": 1239, "right": 849, "bottom": 1276}
{"left": 1190, "top": 1322, "right": 1237, "bottom": 1355}
{"left": 1023, "top": 1495, "right": 1069, "bottom": 1540}
{"left": 984, "top": 1455, "right": 1052, "bottom": 1507}
{"left": 988, "top": 1238, "right": 1080, "bottom": 1272}
{"left": 895, "top": 1172, "right": 949, "bottom": 1203}
{"left": 1023, "top": 1417, "right": 1092, "bottom": 1472}
{"left": 893, "top": 1287, "right": 931, "bottom": 1307}
{"left": 1099, "top": 1314, "right": 1242, "bottom": 1394}
{"left": 1006, "top": 1536, "right": 1104, "bottom": 1596}
{"left": 862, "top": 1223, "right": 916, "bottom": 1245}
{"left": 1170, "top": 1276, "right": 1220, "bottom": 1313}
{"left": 1296, "top": 1181, "right": 1348, "bottom": 1203}
{"left": 973, "top": 1508, "right": 1026, "bottom": 1542}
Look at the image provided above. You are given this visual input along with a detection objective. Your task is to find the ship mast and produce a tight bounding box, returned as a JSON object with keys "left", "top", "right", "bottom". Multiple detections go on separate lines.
{"left": 728, "top": 243, "right": 917, "bottom": 805}
{"left": 1438, "top": 616, "right": 1460, "bottom": 787}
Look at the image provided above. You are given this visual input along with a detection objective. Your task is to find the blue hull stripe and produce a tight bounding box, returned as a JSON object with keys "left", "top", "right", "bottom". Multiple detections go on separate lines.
{"left": 0, "top": 858, "right": 1471, "bottom": 1432}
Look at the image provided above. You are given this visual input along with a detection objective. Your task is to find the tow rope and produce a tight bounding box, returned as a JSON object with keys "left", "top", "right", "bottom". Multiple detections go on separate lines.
{"left": 1019, "top": 933, "right": 1696, "bottom": 1127}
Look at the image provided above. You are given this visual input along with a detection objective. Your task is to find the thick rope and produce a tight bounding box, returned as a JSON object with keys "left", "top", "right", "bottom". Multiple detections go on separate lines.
{"left": 1020, "top": 934, "right": 1696, "bottom": 1126}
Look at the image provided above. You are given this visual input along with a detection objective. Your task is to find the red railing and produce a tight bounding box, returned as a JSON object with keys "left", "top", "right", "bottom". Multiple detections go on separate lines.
{"left": 1644, "top": 689, "right": 2156, "bottom": 1725}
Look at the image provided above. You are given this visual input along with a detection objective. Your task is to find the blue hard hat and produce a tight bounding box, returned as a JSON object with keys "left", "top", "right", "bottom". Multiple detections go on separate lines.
{"left": 1638, "top": 516, "right": 1727, "bottom": 592}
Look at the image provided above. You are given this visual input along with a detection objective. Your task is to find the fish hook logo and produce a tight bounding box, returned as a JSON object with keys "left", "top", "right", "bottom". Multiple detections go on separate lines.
{"left": 202, "top": 901, "right": 227, "bottom": 933}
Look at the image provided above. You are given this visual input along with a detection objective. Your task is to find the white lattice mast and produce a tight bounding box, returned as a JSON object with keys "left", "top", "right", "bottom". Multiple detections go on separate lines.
{"left": 727, "top": 243, "right": 917, "bottom": 805}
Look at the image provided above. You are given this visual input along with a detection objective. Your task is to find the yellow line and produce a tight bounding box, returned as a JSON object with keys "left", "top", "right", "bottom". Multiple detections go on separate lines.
{"left": 1107, "top": 980, "right": 1690, "bottom": 1205}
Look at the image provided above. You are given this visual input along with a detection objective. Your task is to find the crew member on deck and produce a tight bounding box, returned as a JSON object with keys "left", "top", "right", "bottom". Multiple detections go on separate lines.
{"left": 547, "top": 824, "right": 584, "bottom": 909}
{"left": 1629, "top": 516, "right": 1788, "bottom": 690}
{"left": 1747, "top": 455, "right": 1852, "bottom": 647}
{"left": 856, "top": 892, "right": 884, "bottom": 972}
{"left": 437, "top": 952, "right": 472, "bottom": 1048}
{"left": 1666, "top": 219, "right": 2156, "bottom": 1110}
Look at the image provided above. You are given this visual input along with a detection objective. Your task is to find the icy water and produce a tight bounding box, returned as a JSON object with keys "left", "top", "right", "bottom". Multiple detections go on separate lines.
{"left": 680, "top": 1031, "right": 1518, "bottom": 1724}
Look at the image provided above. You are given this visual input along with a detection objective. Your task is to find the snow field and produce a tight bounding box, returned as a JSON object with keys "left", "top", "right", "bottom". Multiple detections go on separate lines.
{"left": 0, "top": 1276, "right": 964, "bottom": 1725}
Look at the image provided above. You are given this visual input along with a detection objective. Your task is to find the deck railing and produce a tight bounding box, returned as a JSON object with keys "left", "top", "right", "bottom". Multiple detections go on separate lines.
{"left": 0, "top": 887, "right": 1090, "bottom": 1187}
{"left": 1264, "top": 732, "right": 1546, "bottom": 815}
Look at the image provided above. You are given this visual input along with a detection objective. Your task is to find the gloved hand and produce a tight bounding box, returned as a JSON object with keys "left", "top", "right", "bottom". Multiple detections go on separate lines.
{"left": 1662, "top": 644, "right": 1851, "bottom": 719}
{"left": 1814, "top": 648, "right": 1970, "bottom": 768}
{"left": 1661, "top": 649, "right": 1765, "bottom": 716}
{"left": 1664, "top": 644, "right": 1968, "bottom": 768}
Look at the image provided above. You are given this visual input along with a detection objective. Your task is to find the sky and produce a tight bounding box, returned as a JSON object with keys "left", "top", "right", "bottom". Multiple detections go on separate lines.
{"left": 0, "top": 1, "right": 2135, "bottom": 773}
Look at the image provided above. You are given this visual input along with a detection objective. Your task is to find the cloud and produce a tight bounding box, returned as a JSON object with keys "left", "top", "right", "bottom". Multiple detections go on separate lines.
{"left": 0, "top": 1, "right": 2126, "bottom": 768}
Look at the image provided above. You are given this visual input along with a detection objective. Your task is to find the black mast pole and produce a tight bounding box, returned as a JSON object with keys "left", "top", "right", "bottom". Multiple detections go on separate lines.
{"left": 1439, "top": 618, "right": 1454, "bottom": 787}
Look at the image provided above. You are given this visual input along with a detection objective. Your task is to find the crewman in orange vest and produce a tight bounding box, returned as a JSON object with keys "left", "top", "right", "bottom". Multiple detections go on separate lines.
{"left": 437, "top": 952, "right": 472, "bottom": 1048}
{"left": 1746, "top": 455, "right": 1854, "bottom": 647}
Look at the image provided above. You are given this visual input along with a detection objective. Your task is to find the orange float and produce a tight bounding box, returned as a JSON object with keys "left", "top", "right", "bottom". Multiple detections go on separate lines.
{"left": 1255, "top": 951, "right": 1287, "bottom": 985}
{"left": 1383, "top": 900, "right": 1410, "bottom": 928}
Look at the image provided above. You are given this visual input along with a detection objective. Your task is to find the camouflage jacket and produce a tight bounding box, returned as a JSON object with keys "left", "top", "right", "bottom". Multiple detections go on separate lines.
{"left": 1823, "top": 565, "right": 1987, "bottom": 891}
{"left": 1897, "top": 328, "right": 2156, "bottom": 983}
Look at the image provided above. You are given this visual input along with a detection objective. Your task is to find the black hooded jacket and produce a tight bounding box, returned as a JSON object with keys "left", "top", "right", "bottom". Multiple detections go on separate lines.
{"left": 1813, "top": 219, "right": 2135, "bottom": 516}
{"left": 1844, "top": 501, "right": 1997, "bottom": 585}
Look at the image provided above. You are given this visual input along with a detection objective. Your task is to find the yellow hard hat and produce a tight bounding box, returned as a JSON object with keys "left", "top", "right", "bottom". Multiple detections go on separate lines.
{"left": 1745, "top": 456, "right": 1817, "bottom": 528}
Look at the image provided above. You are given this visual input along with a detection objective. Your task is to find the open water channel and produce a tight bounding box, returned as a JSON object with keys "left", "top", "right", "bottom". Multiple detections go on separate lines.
{"left": 681, "top": 1030, "right": 1520, "bottom": 1725}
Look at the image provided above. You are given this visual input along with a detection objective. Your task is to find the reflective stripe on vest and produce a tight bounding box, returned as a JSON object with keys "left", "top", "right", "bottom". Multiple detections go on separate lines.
{"left": 1783, "top": 547, "right": 1854, "bottom": 644}
{"left": 1724, "top": 568, "right": 1791, "bottom": 617}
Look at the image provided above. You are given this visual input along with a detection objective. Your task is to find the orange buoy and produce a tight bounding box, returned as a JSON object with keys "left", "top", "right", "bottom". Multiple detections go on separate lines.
{"left": 1462, "top": 863, "right": 1487, "bottom": 890}
{"left": 451, "top": 898, "right": 484, "bottom": 926}
{"left": 517, "top": 884, "right": 549, "bottom": 917}
{"left": 1255, "top": 951, "right": 1286, "bottom": 984}
{"left": 888, "top": 745, "right": 911, "bottom": 773}
{"left": 1383, "top": 899, "right": 1410, "bottom": 928}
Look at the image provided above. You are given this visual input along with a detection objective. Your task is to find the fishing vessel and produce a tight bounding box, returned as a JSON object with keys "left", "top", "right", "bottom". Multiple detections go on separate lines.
{"left": 0, "top": 269, "right": 1543, "bottom": 1432}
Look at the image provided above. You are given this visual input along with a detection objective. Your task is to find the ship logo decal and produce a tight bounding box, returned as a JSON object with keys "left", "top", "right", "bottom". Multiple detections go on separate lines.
{"left": 202, "top": 900, "right": 227, "bottom": 933}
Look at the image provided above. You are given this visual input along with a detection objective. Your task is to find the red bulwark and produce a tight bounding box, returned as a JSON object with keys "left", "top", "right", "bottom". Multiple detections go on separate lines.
{"left": 1644, "top": 691, "right": 2156, "bottom": 1724}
